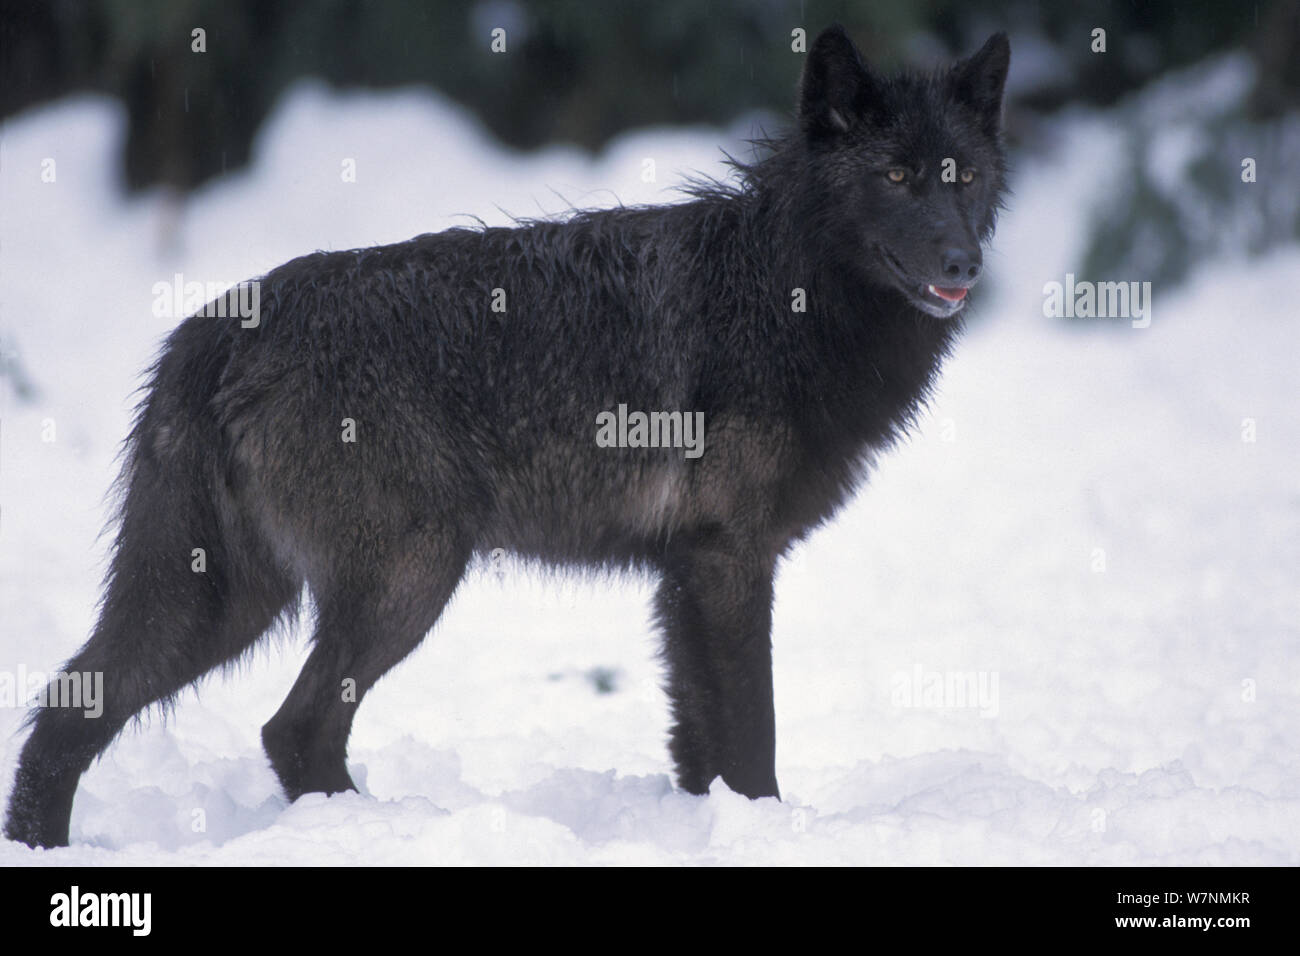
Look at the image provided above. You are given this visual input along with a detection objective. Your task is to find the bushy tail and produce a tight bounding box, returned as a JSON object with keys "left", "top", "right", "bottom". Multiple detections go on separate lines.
{"left": 4, "top": 327, "right": 300, "bottom": 847}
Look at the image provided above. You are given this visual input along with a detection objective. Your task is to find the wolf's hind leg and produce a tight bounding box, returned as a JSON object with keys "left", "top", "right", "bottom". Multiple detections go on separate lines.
{"left": 4, "top": 476, "right": 300, "bottom": 848}
{"left": 261, "top": 531, "right": 468, "bottom": 800}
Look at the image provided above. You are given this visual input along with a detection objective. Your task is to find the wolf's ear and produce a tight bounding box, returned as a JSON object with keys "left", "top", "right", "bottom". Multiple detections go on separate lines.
{"left": 799, "top": 24, "right": 876, "bottom": 140}
{"left": 951, "top": 33, "right": 1011, "bottom": 134}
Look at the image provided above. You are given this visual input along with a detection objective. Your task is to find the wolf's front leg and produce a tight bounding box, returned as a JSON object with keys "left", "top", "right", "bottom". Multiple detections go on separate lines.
{"left": 654, "top": 539, "right": 780, "bottom": 800}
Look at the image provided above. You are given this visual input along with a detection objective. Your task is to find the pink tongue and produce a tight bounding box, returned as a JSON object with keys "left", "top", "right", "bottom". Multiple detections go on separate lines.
{"left": 931, "top": 286, "right": 968, "bottom": 302}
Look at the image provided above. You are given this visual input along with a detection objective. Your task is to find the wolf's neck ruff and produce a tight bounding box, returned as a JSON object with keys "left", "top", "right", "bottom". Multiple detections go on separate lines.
{"left": 675, "top": 148, "right": 966, "bottom": 461}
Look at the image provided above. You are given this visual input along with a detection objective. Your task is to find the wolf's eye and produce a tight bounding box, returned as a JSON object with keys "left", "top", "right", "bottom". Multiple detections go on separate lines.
{"left": 886, "top": 169, "right": 907, "bottom": 184}
{"left": 960, "top": 168, "right": 976, "bottom": 184}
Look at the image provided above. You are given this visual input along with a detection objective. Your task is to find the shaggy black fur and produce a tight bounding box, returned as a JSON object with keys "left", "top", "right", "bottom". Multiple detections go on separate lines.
{"left": 5, "top": 25, "right": 1009, "bottom": 847}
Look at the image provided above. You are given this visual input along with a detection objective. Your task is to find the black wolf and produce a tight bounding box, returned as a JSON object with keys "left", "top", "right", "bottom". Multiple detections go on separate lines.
{"left": 5, "top": 25, "right": 1009, "bottom": 847}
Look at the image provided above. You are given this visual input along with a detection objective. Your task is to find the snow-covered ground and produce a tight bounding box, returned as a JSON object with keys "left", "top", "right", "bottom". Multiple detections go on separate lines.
{"left": 1, "top": 84, "right": 1296, "bottom": 865}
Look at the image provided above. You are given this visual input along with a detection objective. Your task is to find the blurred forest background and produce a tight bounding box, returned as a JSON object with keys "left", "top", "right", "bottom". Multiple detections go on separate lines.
{"left": 2, "top": 0, "right": 1298, "bottom": 312}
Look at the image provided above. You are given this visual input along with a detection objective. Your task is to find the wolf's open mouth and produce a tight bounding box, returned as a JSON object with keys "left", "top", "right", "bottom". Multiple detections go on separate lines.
{"left": 877, "top": 247, "right": 970, "bottom": 318}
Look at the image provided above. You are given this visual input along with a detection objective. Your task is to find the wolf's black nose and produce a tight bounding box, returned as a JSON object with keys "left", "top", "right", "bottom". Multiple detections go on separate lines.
{"left": 941, "top": 248, "right": 982, "bottom": 282}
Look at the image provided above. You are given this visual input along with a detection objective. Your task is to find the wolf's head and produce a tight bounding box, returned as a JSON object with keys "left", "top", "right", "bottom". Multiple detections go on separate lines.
{"left": 795, "top": 25, "right": 1010, "bottom": 318}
